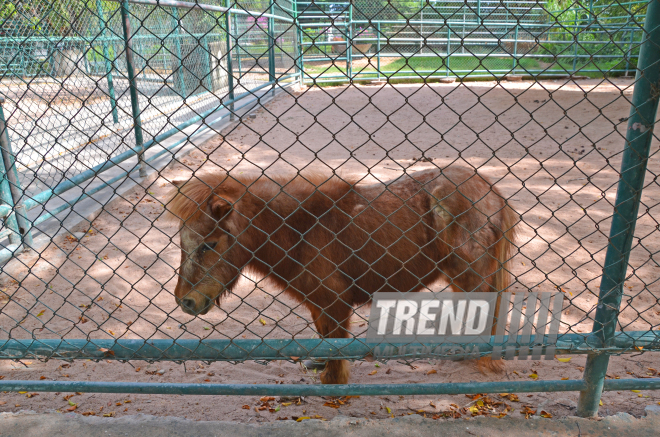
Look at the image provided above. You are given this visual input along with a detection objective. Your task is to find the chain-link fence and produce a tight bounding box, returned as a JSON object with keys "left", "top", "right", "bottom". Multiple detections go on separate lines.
{"left": 0, "top": 0, "right": 297, "bottom": 256}
{"left": 0, "top": 0, "right": 659, "bottom": 418}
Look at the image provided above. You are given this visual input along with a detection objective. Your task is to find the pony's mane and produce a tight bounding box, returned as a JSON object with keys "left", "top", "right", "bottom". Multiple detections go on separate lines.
{"left": 165, "top": 171, "right": 354, "bottom": 223}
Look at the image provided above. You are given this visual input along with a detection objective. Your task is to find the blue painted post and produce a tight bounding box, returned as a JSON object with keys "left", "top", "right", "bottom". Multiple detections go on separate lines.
{"left": 576, "top": 0, "right": 660, "bottom": 417}
{"left": 268, "top": 1, "right": 276, "bottom": 96}
{"left": 0, "top": 98, "right": 33, "bottom": 250}
{"left": 225, "top": 0, "right": 235, "bottom": 120}
{"left": 120, "top": 0, "right": 147, "bottom": 178}
{"left": 96, "top": 0, "right": 119, "bottom": 124}
{"left": 171, "top": 7, "right": 187, "bottom": 99}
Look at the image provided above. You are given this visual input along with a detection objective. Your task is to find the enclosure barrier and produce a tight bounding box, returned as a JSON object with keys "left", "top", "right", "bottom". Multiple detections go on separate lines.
{"left": 0, "top": 0, "right": 299, "bottom": 263}
{"left": 0, "top": 0, "right": 659, "bottom": 420}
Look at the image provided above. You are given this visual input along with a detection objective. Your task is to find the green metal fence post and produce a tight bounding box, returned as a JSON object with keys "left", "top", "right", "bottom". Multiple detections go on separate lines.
{"left": 225, "top": 0, "right": 235, "bottom": 120}
{"left": 233, "top": 12, "right": 242, "bottom": 80}
{"left": 0, "top": 98, "right": 33, "bottom": 250}
{"left": 294, "top": 0, "right": 303, "bottom": 85}
{"left": 572, "top": 14, "right": 579, "bottom": 74}
{"left": 420, "top": 0, "right": 424, "bottom": 54}
{"left": 377, "top": 22, "right": 381, "bottom": 81}
{"left": 512, "top": 24, "right": 519, "bottom": 74}
{"left": 96, "top": 0, "right": 119, "bottom": 124}
{"left": 171, "top": 7, "right": 187, "bottom": 99}
{"left": 120, "top": 0, "right": 147, "bottom": 179}
{"left": 347, "top": 3, "right": 353, "bottom": 81}
{"left": 202, "top": 35, "right": 213, "bottom": 92}
{"left": 576, "top": 0, "right": 660, "bottom": 417}
{"left": 625, "top": 26, "right": 635, "bottom": 76}
{"left": 446, "top": 24, "right": 450, "bottom": 77}
{"left": 268, "top": 1, "right": 276, "bottom": 97}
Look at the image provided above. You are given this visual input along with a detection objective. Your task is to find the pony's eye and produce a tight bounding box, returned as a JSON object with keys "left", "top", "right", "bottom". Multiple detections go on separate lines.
{"left": 201, "top": 242, "right": 217, "bottom": 253}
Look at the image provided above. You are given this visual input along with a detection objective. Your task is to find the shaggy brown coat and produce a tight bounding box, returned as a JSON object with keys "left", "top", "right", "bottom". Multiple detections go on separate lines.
{"left": 167, "top": 168, "right": 518, "bottom": 384}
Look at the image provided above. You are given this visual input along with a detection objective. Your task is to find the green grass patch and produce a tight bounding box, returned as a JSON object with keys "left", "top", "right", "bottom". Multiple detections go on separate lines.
{"left": 302, "top": 55, "right": 627, "bottom": 80}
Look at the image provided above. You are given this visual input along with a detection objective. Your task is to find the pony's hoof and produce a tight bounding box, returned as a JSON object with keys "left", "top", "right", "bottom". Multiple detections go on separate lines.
{"left": 475, "top": 356, "right": 506, "bottom": 374}
{"left": 303, "top": 359, "right": 327, "bottom": 370}
{"left": 319, "top": 360, "right": 350, "bottom": 384}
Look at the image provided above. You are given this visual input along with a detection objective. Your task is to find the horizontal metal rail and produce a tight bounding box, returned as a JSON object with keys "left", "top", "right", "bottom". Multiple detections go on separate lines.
{"left": 1, "top": 378, "right": 659, "bottom": 396}
{"left": 1, "top": 331, "right": 658, "bottom": 362}
{"left": 110, "top": 0, "right": 294, "bottom": 22}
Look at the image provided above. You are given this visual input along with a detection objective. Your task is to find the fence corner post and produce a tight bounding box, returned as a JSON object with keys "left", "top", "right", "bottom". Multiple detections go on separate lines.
{"left": 120, "top": 0, "right": 147, "bottom": 179}
{"left": 576, "top": 0, "right": 660, "bottom": 417}
{"left": 0, "top": 97, "right": 33, "bottom": 252}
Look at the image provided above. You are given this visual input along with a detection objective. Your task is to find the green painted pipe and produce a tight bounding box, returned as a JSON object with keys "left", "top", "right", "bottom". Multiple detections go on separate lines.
{"left": 225, "top": 0, "right": 235, "bottom": 119}
{"left": 577, "top": 0, "right": 660, "bottom": 417}
{"left": 0, "top": 99, "right": 32, "bottom": 249}
{"left": 171, "top": 7, "right": 187, "bottom": 99}
{"left": 0, "top": 377, "right": 658, "bottom": 397}
{"left": 1, "top": 330, "right": 659, "bottom": 362}
{"left": 96, "top": 0, "right": 119, "bottom": 124}
{"left": 120, "top": 0, "right": 147, "bottom": 179}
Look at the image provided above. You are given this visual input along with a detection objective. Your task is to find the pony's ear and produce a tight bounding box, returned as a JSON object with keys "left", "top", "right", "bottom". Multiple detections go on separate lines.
{"left": 206, "top": 194, "right": 232, "bottom": 221}
{"left": 170, "top": 179, "right": 187, "bottom": 188}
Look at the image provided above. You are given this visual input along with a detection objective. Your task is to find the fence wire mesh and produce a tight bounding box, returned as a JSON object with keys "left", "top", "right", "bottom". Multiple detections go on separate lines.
{"left": 0, "top": 0, "right": 659, "bottom": 408}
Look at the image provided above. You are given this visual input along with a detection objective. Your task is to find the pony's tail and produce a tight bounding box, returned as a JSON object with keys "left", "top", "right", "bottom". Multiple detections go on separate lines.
{"left": 479, "top": 202, "right": 518, "bottom": 374}
{"left": 494, "top": 202, "right": 518, "bottom": 298}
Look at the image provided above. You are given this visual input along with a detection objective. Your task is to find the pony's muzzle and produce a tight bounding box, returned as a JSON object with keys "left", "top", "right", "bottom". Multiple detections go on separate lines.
{"left": 180, "top": 298, "right": 197, "bottom": 314}
{"left": 176, "top": 294, "right": 214, "bottom": 315}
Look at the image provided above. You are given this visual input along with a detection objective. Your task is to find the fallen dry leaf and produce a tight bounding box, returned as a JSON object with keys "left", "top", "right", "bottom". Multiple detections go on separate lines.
{"left": 368, "top": 370, "right": 377, "bottom": 375}
{"left": 427, "top": 369, "right": 437, "bottom": 375}
{"left": 99, "top": 348, "right": 115, "bottom": 357}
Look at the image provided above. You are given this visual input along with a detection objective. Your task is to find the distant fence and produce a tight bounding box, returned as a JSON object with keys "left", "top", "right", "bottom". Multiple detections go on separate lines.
{"left": 0, "top": 0, "right": 299, "bottom": 261}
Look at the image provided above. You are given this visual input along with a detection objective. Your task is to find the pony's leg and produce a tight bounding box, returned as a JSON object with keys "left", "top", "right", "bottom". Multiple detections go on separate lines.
{"left": 441, "top": 254, "right": 505, "bottom": 372}
{"left": 309, "top": 301, "right": 352, "bottom": 385}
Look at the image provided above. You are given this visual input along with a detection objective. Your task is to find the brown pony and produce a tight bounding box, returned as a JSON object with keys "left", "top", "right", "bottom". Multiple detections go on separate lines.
{"left": 167, "top": 167, "right": 518, "bottom": 384}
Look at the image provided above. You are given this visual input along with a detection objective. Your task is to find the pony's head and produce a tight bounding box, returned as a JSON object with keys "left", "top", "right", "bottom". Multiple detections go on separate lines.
{"left": 166, "top": 175, "right": 251, "bottom": 315}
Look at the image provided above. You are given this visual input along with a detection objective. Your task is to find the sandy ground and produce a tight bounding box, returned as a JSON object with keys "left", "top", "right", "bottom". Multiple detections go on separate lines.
{"left": 1, "top": 78, "right": 660, "bottom": 421}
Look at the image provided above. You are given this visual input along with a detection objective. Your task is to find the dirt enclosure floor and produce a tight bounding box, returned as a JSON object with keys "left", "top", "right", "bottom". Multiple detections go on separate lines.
{"left": 1, "top": 78, "right": 660, "bottom": 422}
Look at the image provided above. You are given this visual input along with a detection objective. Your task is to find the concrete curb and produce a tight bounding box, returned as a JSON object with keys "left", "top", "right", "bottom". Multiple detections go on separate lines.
{"left": 0, "top": 411, "right": 657, "bottom": 437}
